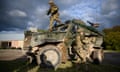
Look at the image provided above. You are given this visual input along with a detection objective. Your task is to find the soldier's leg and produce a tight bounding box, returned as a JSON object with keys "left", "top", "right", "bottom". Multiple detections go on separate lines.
{"left": 54, "top": 13, "right": 61, "bottom": 24}
{"left": 49, "top": 16, "right": 54, "bottom": 31}
{"left": 86, "top": 43, "right": 94, "bottom": 62}
{"left": 56, "top": 16, "right": 61, "bottom": 24}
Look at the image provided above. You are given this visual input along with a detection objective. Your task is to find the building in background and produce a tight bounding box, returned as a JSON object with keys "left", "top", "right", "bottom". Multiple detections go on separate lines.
{"left": 0, "top": 33, "right": 24, "bottom": 49}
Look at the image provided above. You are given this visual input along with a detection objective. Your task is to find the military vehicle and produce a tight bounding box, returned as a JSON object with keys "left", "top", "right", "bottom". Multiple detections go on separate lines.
{"left": 24, "top": 19, "right": 104, "bottom": 68}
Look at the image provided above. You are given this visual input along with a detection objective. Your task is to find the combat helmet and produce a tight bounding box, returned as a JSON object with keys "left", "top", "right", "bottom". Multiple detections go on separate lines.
{"left": 49, "top": 0, "right": 54, "bottom": 4}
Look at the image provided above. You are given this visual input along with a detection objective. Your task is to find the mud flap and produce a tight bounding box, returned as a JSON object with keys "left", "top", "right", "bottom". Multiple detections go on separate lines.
{"left": 35, "top": 55, "right": 41, "bottom": 65}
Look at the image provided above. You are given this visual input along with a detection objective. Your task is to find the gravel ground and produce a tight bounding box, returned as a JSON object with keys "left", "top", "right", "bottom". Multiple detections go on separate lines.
{"left": 0, "top": 49, "right": 26, "bottom": 61}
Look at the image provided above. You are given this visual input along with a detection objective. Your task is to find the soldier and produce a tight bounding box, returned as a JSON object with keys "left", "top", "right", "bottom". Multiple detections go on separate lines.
{"left": 47, "top": 0, "right": 61, "bottom": 31}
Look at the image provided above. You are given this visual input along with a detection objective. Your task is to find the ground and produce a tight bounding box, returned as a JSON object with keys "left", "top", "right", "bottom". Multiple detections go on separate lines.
{"left": 0, "top": 49, "right": 120, "bottom": 72}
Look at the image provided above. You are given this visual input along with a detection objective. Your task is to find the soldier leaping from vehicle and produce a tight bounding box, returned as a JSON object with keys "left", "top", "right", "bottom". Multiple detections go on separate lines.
{"left": 47, "top": 0, "right": 61, "bottom": 31}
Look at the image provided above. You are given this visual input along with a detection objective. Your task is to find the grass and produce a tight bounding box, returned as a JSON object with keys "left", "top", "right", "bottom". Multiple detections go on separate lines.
{"left": 0, "top": 60, "right": 120, "bottom": 72}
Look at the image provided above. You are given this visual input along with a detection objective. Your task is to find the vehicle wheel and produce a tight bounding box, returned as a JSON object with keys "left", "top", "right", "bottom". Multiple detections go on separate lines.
{"left": 92, "top": 49, "right": 104, "bottom": 64}
{"left": 40, "top": 45, "right": 61, "bottom": 68}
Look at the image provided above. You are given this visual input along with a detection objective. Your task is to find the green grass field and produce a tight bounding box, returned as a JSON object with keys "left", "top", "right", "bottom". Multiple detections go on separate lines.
{"left": 0, "top": 60, "right": 120, "bottom": 72}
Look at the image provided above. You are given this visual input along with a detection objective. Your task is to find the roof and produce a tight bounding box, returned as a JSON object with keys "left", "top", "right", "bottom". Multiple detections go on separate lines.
{"left": 0, "top": 33, "right": 24, "bottom": 41}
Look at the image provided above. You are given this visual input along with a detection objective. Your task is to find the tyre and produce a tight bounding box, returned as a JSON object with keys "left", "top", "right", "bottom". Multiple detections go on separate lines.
{"left": 39, "top": 45, "right": 61, "bottom": 68}
{"left": 92, "top": 49, "right": 104, "bottom": 64}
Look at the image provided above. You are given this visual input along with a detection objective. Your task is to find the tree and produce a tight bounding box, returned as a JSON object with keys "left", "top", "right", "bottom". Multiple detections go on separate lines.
{"left": 103, "top": 25, "right": 120, "bottom": 51}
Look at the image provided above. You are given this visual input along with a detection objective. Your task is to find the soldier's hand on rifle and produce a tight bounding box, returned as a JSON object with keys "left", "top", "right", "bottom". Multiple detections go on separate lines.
{"left": 46, "top": 9, "right": 51, "bottom": 15}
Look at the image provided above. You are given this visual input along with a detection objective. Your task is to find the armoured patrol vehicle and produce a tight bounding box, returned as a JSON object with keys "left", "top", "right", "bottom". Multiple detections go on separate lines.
{"left": 24, "top": 19, "right": 104, "bottom": 68}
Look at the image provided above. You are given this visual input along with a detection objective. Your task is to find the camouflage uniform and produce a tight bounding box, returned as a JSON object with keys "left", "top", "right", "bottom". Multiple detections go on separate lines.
{"left": 47, "top": 1, "right": 61, "bottom": 31}
{"left": 75, "top": 29, "right": 87, "bottom": 63}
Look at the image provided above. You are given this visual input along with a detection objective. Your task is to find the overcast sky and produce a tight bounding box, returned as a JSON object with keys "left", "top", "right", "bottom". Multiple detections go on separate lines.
{"left": 0, "top": 0, "right": 120, "bottom": 34}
